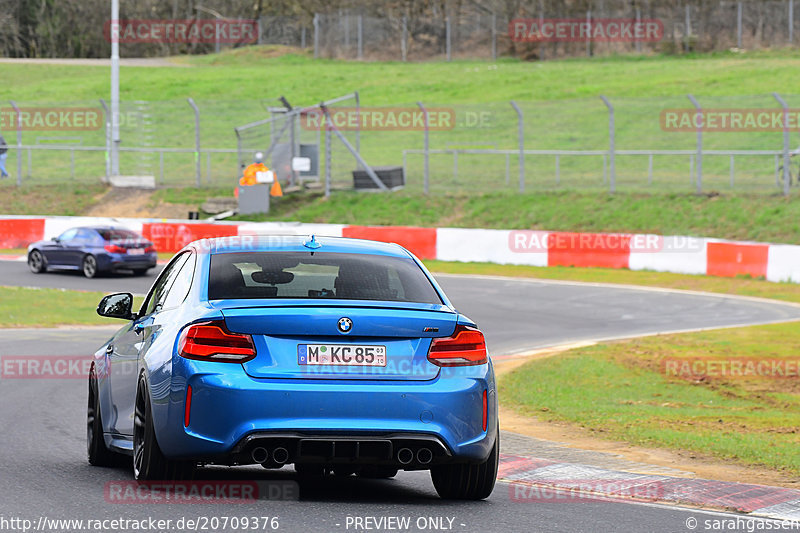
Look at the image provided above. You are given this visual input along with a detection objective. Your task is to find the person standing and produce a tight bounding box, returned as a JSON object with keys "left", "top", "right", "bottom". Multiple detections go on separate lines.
{"left": 0, "top": 134, "right": 8, "bottom": 178}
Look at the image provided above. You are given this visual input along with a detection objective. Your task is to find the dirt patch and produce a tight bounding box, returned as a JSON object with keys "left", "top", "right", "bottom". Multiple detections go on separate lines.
{"left": 495, "top": 355, "right": 800, "bottom": 489}
{"left": 85, "top": 188, "right": 195, "bottom": 219}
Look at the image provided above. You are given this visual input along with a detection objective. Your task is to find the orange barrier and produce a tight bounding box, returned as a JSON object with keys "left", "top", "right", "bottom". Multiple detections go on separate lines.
{"left": 706, "top": 242, "right": 769, "bottom": 278}
{"left": 547, "top": 231, "right": 631, "bottom": 269}
{"left": 0, "top": 219, "right": 45, "bottom": 249}
{"left": 142, "top": 223, "right": 239, "bottom": 253}
{"left": 342, "top": 225, "right": 437, "bottom": 260}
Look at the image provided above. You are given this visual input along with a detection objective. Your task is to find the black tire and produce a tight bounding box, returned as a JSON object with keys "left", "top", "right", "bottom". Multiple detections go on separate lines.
{"left": 27, "top": 249, "right": 46, "bottom": 273}
{"left": 133, "top": 374, "right": 194, "bottom": 480}
{"left": 359, "top": 466, "right": 398, "bottom": 479}
{"left": 87, "top": 366, "right": 122, "bottom": 466}
{"left": 430, "top": 432, "right": 499, "bottom": 500}
{"left": 82, "top": 255, "right": 98, "bottom": 278}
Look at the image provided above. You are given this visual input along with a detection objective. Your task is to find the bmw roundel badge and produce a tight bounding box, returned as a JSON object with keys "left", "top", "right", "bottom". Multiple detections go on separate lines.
{"left": 337, "top": 317, "right": 353, "bottom": 333}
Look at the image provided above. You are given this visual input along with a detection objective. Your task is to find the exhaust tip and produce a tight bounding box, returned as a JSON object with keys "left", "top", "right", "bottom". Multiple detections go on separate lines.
{"left": 416, "top": 447, "right": 433, "bottom": 465}
{"left": 273, "top": 447, "right": 289, "bottom": 465}
{"left": 251, "top": 446, "right": 269, "bottom": 464}
{"left": 397, "top": 448, "right": 413, "bottom": 465}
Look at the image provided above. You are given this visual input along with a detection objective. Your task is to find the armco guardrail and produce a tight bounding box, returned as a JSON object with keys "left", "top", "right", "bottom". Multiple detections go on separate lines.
{"left": 1, "top": 216, "right": 798, "bottom": 283}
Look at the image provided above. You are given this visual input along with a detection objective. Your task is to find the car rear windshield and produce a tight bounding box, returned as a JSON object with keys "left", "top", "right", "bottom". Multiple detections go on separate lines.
{"left": 97, "top": 229, "right": 142, "bottom": 241}
{"left": 208, "top": 252, "right": 443, "bottom": 304}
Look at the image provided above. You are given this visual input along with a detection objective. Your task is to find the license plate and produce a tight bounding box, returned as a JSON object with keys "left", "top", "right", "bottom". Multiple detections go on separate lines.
{"left": 128, "top": 248, "right": 145, "bottom": 255}
{"left": 298, "top": 344, "right": 386, "bottom": 367}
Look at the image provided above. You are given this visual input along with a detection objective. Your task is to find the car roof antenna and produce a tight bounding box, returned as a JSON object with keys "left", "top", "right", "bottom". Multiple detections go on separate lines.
{"left": 303, "top": 234, "right": 322, "bottom": 250}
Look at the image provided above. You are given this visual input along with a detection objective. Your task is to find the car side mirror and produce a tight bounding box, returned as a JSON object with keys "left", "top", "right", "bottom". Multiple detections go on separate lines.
{"left": 97, "top": 293, "right": 135, "bottom": 320}
{"left": 51, "top": 237, "right": 59, "bottom": 243}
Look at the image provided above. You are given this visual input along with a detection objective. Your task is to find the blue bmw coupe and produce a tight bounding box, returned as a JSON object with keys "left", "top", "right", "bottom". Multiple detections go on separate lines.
{"left": 89, "top": 235, "right": 498, "bottom": 499}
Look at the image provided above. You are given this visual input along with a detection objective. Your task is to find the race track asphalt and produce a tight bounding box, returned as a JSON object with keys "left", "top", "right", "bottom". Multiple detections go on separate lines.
{"left": 1, "top": 261, "right": 798, "bottom": 532}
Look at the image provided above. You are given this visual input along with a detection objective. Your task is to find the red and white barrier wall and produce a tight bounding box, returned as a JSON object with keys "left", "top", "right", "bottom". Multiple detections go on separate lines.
{"left": 1, "top": 216, "right": 799, "bottom": 283}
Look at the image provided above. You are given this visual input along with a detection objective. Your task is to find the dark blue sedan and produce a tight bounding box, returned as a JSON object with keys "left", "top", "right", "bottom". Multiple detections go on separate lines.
{"left": 27, "top": 226, "right": 157, "bottom": 278}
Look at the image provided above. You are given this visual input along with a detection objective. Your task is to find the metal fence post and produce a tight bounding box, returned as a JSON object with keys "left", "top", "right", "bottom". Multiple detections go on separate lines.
{"left": 99, "top": 99, "right": 111, "bottom": 179}
{"left": 344, "top": 13, "right": 350, "bottom": 51}
{"left": 446, "top": 17, "right": 452, "bottom": 61}
{"left": 737, "top": 2, "right": 743, "bottom": 48}
{"left": 401, "top": 17, "right": 408, "bottom": 61}
{"left": 357, "top": 15, "right": 363, "bottom": 59}
{"left": 685, "top": 5, "right": 692, "bottom": 50}
{"left": 635, "top": 8, "right": 642, "bottom": 53}
{"left": 320, "top": 105, "right": 385, "bottom": 190}
{"left": 417, "top": 102, "right": 430, "bottom": 194}
{"left": 586, "top": 10, "right": 592, "bottom": 57}
{"left": 600, "top": 96, "right": 616, "bottom": 193}
{"left": 354, "top": 91, "right": 361, "bottom": 168}
{"left": 9, "top": 100, "right": 21, "bottom": 186}
{"left": 187, "top": 98, "right": 201, "bottom": 187}
{"left": 324, "top": 123, "right": 331, "bottom": 197}
{"left": 491, "top": 12, "right": 497, "bottom": 60}
{"left": 510, "top": 101, "right": 525, "bottom": 193}
{"left": 313, "top": 14, "right": 320, "bottom": 59}
{"left": 774, "top": 92, "right": 791, "bottom": 197}
{"left": 687, "top": 94, "right": 702, "bottom": 194}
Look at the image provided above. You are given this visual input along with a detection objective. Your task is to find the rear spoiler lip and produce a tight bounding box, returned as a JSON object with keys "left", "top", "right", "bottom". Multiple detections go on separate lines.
{"left": 208, "top": 298, "right": 455, "bottom": 314}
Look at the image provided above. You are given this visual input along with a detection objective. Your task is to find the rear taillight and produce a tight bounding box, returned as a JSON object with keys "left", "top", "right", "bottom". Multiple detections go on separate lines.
{"left": 145, "top": 245, "right": 156, "bottom": 253}
{"left": 178, "top": 321, "right": 256, "bottom": 363}
{"left": 104, "top": 244, "right": 126, "bottom": 254}
{"left": 427, "top": 325, "right": 488, "bottom": 367}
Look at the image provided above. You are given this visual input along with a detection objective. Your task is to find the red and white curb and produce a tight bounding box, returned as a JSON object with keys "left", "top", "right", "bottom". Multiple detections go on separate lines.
{"left": 499, "top": 454, "right": 800, "bottom": 520}
{"left": 2, "top": 215, "right": 800, "bottom": 283}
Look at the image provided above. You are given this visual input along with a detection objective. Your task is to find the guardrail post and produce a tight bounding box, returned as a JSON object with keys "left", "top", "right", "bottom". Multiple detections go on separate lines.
{"left": 9, "top": 100, "right": 21, "bottom": 185}
{"left": 687, "top": 94, "right": 703, "bottom": 194}
{"left": 417, "top": 102, "right": 430, "bottom": 194}
{"left": 600, "top": 95, "right": 616, "bottom": 193}
{"left": 187, "top": 98, "right": 202, "bottom": 187}
{"left": 510, "top": 101, "right": 525, "bottom": 193}
{"left": 773, "top": 92, "right": 791, "bottom": 197}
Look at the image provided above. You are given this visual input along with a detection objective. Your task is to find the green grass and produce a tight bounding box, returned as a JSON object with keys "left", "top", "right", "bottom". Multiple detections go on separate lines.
{"left": 3, "top": 47, "right": 800, "bottom": 104}
{"left": 0, "top": 286, "right": 142, "bottom": 328}
{"left": 8, "top": 186, "right": 800, "bottom": 245}
{"left": 205, "top": 189, "right": 800, "bottom": 245}
{"left": 501, "top": 321, "right": 800, "bottom": 474}
{"left": 2, "top": 48, "right": 800, "bottom": 190}
{"left": 0, "top": 183, "right": 106, "bottom": 216}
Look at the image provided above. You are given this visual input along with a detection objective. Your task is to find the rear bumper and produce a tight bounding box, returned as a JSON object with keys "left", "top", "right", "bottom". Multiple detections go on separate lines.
{"left": 98, "top": 252, "right": 157, "bottom": 272}
{"left": 153, "top": 360, "right": 497, "bottom": 466}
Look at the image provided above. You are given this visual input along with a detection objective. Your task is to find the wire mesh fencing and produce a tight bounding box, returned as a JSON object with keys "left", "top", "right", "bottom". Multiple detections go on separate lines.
{"left": 3, "top": 94, "right": 800, "bottom": 196}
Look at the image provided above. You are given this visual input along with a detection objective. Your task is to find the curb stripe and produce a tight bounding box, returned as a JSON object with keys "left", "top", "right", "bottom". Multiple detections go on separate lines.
{"left": 0, "top": 216, "right": 796, "bottom": 282}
